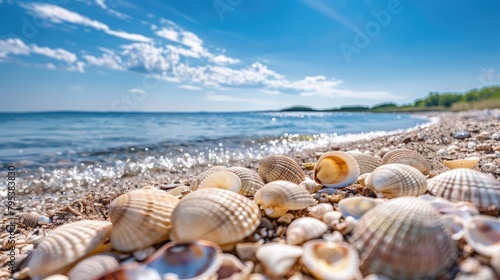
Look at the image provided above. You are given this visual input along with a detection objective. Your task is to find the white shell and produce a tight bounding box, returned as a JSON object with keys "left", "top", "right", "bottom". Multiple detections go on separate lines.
{"left": 365, "top": 164, "right": 427, "bottom": 198}
{"left": 464, "top": 215, "right": 500, "bottom": 257}
{"left": 300, "top": 177, "right": 323, "bottom": 194}
{"left": 491, "top": 252, "right": 500, "bottom": 278}
{"left": 314, "top": 151, "right": 360, "bottom": 188}
{"left": 255, "top": 243, "right": 303, "bottom": 278}
{"left": 440, "top": 214, "right": 466, "bottom": 240}
{"left": 68, "top": 253, "right": 119, "bottom": 280}
{"left": 199, "top": 170, "right": 242, "bottom": 193}
{"left": 418, "top": 195, "right": 457, "bottom": 211}
{"left": 338, "top": 197, "right": 383, "bottom": 220}
{"left": 309, "top": 203, "right": 334, "bottom": 220}
{"left": 322, "top": 211, "right": 343, "bottom": 225}
{"left": 218, "top": 253, "right": 253, "bottom": 280}
{"left": 286, "top": 217, "right": 328, "bottom": 245}
{"left": 301, "top": 240, "right": 362, "bottom": 280}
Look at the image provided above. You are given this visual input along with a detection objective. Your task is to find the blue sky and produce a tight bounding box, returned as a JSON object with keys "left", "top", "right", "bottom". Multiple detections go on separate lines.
{"left": 0, "top": 0, "right": 499, "bottom": 112}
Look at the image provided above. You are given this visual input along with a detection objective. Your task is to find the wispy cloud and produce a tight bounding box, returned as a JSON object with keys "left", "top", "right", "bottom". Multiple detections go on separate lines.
{"left": 22, "top": 3, "right": 149, "bottom": 42}
{"left": 0, "top": 38, "right": 80, "bottom": 66}
{"left": 302, "top": 0, "right": 356, "bottom": 31}
{"left": 95, "top": 0, "right": 106, "bottom": 9}
{"left": 178, "top": 84, "right": 202, "bottom": 91}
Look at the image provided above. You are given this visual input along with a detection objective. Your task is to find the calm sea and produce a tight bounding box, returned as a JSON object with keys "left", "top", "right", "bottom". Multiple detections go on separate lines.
{"left": 0, "top": 111, "right": 431, "bottom": 172}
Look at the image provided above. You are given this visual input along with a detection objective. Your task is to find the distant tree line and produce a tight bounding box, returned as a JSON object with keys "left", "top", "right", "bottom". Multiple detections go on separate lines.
{"left": 413, "top": 86, "right": 500, "bottom": 108}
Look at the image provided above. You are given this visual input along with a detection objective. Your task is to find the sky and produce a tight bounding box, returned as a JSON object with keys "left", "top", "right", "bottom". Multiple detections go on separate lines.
{"left": 0, "top": 0, "right": 500, "bottom": 112}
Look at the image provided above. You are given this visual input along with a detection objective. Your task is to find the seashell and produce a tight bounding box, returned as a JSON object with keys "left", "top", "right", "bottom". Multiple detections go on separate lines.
{"left": 286, "top": 217, "right": 328, "bottom": 245}
{"left": 347, "top": 151, "right": 381, "bottom": 175}
{"left": 464, "top": 215, "right": 500, "bottom": 257}
{"left": 218, "top": 253, "right": 253, "bottom": 280}
{"left": 309, "top": 203, "right": 334, "bottom": 219}
{"left": 255, "top": 243, "right": 303, "bottom": 278}
{"left": 301, "top": 240, "right": 362, "bottom": 280}
{"left": 199, "top": 170, "right": 242, "bottom": 193}
{"left": 440, "top": 214, "right": 466, "bottom": 240}
{"left": 133, "top": 246, "right": 157, "bottom": 262}
{"left": 165, "top": 185, "right": 190, "bottom": 198}
{"left": 322, "top": 211, "right": 343, "bottom": 225}
{"left": 227, "top": 166, "right": 265, "bottom": 196}
{"left": 365, "top": 164, "right": 427, "bottom": 198}
{"left": 381, "top": 149, "right": 430, "bottom": 175}
{"left": 418, "top": 195, "right": 456, "bottom": 211}
{"left": 491, "top": 252, "right": 500, "bottom": 278}
{"left": 427, "top": 168, "right": 500, "bottom": 212}
{"left": 43, "top": 275, "right": 69, "bottom": 280}
{"left": 338, "top": 216, "right": 358, "bottom": 235}
{"left": 28, "top": 220, "right": 112, "bottom": 278}
{"left": 443, "top": 157, "right": 480, "bottom": 169}
{"left": 109, "top": 188, "right": 179, "bottom": 252}
{"left": 277, "top": 213, "right": 295, "bottom": 224}
{"left": 68, "top": 253, "right": 120, "bottom": 280}
{"left": 299, "top": 177, "right": 323, "bottom": 194}
{"left": 362, "top": 275, "right": 391, "bottom": 280}
{"left": 338, "top": 197, "right": 383, "bottom": 220}
{"left": 357, "top": 173, "right": 370, "bottom": 187}
{"left": 440, "top": 207, "right": 474, "bottom": 221}
{"left": 455, "top": 257, "right": 498, "bottom": 280}
{"left": 323, "top": 231, "right": 344, "bottom": 243}
{"left": 254, "top": 180, "right": 317, "bottom": 218}
{"left": 145, "top": 240, "right": 222, "bottom": 280}
{"left": 349, "top": 197, "right": 457, "bottom": 279}
{"left": 18, "top": 212, "right": 50, "bottom": 228}
{"left": 455, "top": 201, "right": 480, "bottom": 216}
{"left": 314, "top": 151, "right": 360, "bottom": 188}
{"left": 170, "top": 188, "right": 260, "bottom": 250}
{"left": 235, "top": 240, "right": 264, "bottom": 262}
{"left": 190, "top": 166, "right": 228, "bottom": 191}
{"left": 97, "top": 262, "right": 162, "bottom": 280}
{"left": 257, "top": 154, "right": 305, "bottom": 184}
{"left": 312, "top": 188, "right": 339, "bottom": 200}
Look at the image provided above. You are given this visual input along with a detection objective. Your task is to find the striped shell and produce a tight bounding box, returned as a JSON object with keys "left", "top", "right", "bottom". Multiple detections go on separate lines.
{"left": 381, "top": 149, "right": 431, "bottom": 175}
{"left": 254, "top": 180, "right": 317, "bottom": 218}
{"left": 28, "top": 220, "right": 112, "bottom": 278}
{"left": 314, "top": 151, "right": 360, "bottom": 188}
{"left": 258, "top": 154, "right": 305, "bottom": 184}
{"left": 228, "top": 166, "right": 265, "bottom": 196}
{"left": 18, "top": 212, "right": 50, "bottom": 228}
{"left": 365, "top": 164, "right": 428, "bottom": 198}
{"left": 68, "top": 253, "right": 120, "bottom": 280}
{"left": 170, "top": 188, "right": 260, "bottom": 250}
{"left": 347, "top": 151, "right": 382, "bottom": 175}
{"left": 464, "top": 215, "right": 500, "bottom": 257}
{"left": 286, "top": 217, "right": 328, "bottom": 245}
{"left": 308, "top": 203, "right": 334, "bottom": 219}
{"left": 299, "top": 177, "right": 323, "bottom": 194}
{"left": 199, "top": 170, "right": 242, "bottom": 193}
{"left": 427, "top": 168, "right": 500, "bottom": 212}
{"left": 190, "top": 166, "right": 228, "bottom": 190}
{"left": 349, "top": 197, "right": 457, "bottom": 279}
{"left": 109, "top": 188, "right": 179, "bottom": 252}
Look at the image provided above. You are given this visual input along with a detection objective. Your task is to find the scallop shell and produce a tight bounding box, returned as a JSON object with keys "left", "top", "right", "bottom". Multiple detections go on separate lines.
{"left": 109, "top": 188, "right": 179, "bottom": 252}
{"left": 347, "top": 151, "right": 382, "bottom": 175}
{"left": 349, "top": 197, "right": 457, "bottom": 279}
{"left": 301, "top": 240, "right": 362, "bottom": 280}
{"left": 443, "top": 157, "right": 480, "bottom": 169}
{"left": 255, "top": 243, "right": 303, "bottom": 278}
{"left": 145, "top": 240, "right": 222, "bottom": 280}
{"left": 254, "top": 180, "right": 317, "bottom": 218}
{"left": 464, "top": 215, "right": 500, "bottom": 257}
{"left": 365, "top": 164, "right": 427, "bottom": 198}
{"left": 28, "top": 220, "right": 112, "bottom": 278}
{"left": 199, "top": 170, "right": 242, "bottom": 193}
{"left": 299, "top": 177, "right": 323, "bottom": 194}
{"left": 170, "top": 188, "right": 260, "bottom": 250}
{"left": 418, "top": 195, "right": 457, "bottom": 212}
{"left": 309, "top": 203, "right": 334, "bottom": 219}
{"left": 286, "top": 217, "right": 328, "bottom": 245}
{"left": 427, "top": 168, "right": 500, "bottom": 212}
{"left": 338, "top": 197, "right": 383, "bottom": 220}
{"left": 68, "top": 253, "right": 120, "bottom": 280}
{"left": 313, "top": 151, "right": 360, "bottom": 188}
{"left": 227, "top": 166, "right": 265, "bottom": 196}
{"left": 190, "top": 166, "right": 228, "bottom": 190}
{"left": 257, "top": 154, "right": 305, "bottom": 184}
{"left": 381, "top": 149, "right": 431, "bottom": 175}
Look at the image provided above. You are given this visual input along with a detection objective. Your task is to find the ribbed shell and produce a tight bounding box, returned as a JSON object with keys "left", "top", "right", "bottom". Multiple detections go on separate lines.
{"left": 170, "top": 188, "right": 260, "bottom": 249}
{"left": 299, "top": 177, "right": 323, "bottom": 194}
{"left": 258, "top": 154, "right": 305, "bottom": 184}
{"left": 68, "top": 253, "right": 120, "bottom": 280}
{"left": 28, "top": 220, "right": 112, "bottom": 278}
{"left": 199, "top": 171, "right": 242, "bottom": 193}
{"left": 190, "top": 166, "right": 228, "bottom": 190}
{"left": 18, "top": 212, "right": 42, "bottom": 228}
{"left": 228, "top": 166, "right": 265, "bottom": 196}
{"left": 109, "top": 189, "right": 179, "bottom": 252}
{"left": 254, "top": 180, "right": 317, "bottom": 218}
{"left": 286, "top": 217, "right": 328, "bottom": 245}
{"left": 381, "top": 149, "right": 431, "bottom": 175}
{"left": 314, "top": 151, "right": 360, "bottom": 188}
{"left": 349, "top": 197, "right": 457, "bottom": 279}
{"left": 365, "top": 164, "right": 428, "bottom": 198}
{"left": 308, "top": 203, "right": 334, "bottom": 219}
{"left": 347, "top": 152, "right": 382, "bottom": 175}
{"left": 427, "top": 168, "right": 500, "bottom": 212}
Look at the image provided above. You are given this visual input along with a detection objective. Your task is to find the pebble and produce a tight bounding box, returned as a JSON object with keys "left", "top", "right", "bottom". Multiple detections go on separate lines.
{"left": 447, "top": 145, "right": 460, "bottom": 152}
{"left": 467, "top": 142, "right": 476, "bottom": 149}
{"left": 453, "top": 130, "right": 471, "bottom": 139}
{"left": 436, "top": 149, "right": 448, "bottom": 155}
{"left": 475, "top": 144, "right": 493, "bottom": 152}
{"left": 491, "top": 132, "right": 500, "bottom": 140}
{"left": 477, "top": 131, "right": 491, "bottom": 140}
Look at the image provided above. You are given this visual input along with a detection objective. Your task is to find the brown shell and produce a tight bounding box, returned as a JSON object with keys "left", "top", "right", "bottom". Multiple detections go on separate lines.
{"left": 427, "top": 168, "right": 500, "bottom": 212}
{"left": 313, "top": 151, "right": 360, "bottom": 188}
{"left": 347, "top": 152, "right": 382, "bottom": 175}
{"left": 381, "top": 149, "right": 431, "bottom": 175}
{"left": 257, "top": 154, "right": 305, "bottom": 184}
{"left": 190, "top": 166, "right": 228, "bottom": 190}
{"left": 349, "top": 197, "right": 457, "bottom": 279}
{"left": 254, "top": 180, "right": 317, "bottom": 218}
{"left": 228, "top": 166, "right": 265, "bottom": 196}
{"left": 109, "top": 188, "right": 179, "bottom": 252}
{"left": 68, "top": 253, "right": 120, "bottom": 280}
{"left": 170, "top": 188, "right": 260, "bottom": 249}
{"left": 365, "top": 164, "right": 428, "bottom": 198}
{"left": 28, "top": 220, "right": 112, "bottom": 278}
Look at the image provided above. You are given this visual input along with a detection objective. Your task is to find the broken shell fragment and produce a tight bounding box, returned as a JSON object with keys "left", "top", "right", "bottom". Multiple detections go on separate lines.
{"left": 314, "top": 151, "right": 360, "bottom": 188}
{"left": 464, "top": 215, "right": 500, "bottom": 257}
{"left": 218, "top": 253, "right": 253, "bottom": 280}
{"left": 255, "top": 243, "right": 303, "bottom": 278}
{"left": 440, "top": 214, "right": 466, "bottom": 240}
{"left": 199, "top": 170, "right": 242, "bottom": 193}
{"left": 381, "top": 149, "right": 431, "bottom": 175}
{"left": 258, "top": 154, "right": 305, "bottom": 184}
{"left": 365, "top": 164, "right": 427, "bottom": 198}
{"left": 443, "top": 157, "right": 480, "bottom": 169}
{"left": 286, "top": 217, "right": 328, "bottom": 245}
{"left": 338, "top": 197, "right": 383, "bottom": 220}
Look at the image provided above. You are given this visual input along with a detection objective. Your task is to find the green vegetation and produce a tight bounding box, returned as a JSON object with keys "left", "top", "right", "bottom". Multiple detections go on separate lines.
{"left": 280, "top": 86, "right": 500, "bottom": 112}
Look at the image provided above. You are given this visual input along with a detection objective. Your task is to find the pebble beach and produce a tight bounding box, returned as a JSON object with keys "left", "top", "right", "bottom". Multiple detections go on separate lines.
{"left": 1, "top": 109, "right": 500, "bottom": 280}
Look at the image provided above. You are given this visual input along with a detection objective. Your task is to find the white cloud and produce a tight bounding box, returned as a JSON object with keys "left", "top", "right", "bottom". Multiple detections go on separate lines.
{"left": 0, "top": 38, "right": 30, "bottom": 58}
{"left": 46, "top": 63, "right": 56, "bottom": 70}
{"left": 156, "top": 28, "right": 180, "bottom": 42}
{"left": 95, "top": 0, "right": 106, "bottom": 9}
{"left": 84, "top": 51, "right": 124, "bottom": 70}
{"left": 129, "top": 88, "right": 145, "bottom": 94}
{"left": 69, "top": 85, "right": 83, "bottom": 91}
{"left": 261, "top": 89, "right": 282, "bottom": 95}
{"left": 23, "top": 3, "right": 150, "bottom": 42}
{"left": 31, "top": 45, "right": 77, "bottom": 63}
{"left": 67, "top": 61, "right": 85, "bottom": 73}
{"left": 178, "top": 84, "right": 202, "bottom": 91}
{"left": 211, "top": 54, "right": 240, "bottom": 65}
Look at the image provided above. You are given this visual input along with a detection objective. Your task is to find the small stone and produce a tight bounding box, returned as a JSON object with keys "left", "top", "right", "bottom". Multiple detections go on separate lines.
{"left": 491, "top": 132, "right": 500, "bottom": 140}
{"left": 236, "top": 240, "right": 264, "bottom": 262}
{"left": 477, "top": 131, "right": 491, "bottom": 140}
{"left": 447, "top": 145, "right": 460, "bottom": 152}
{"left": 467, "top": 142, "right": 476, "bottom": 149}
{"left": 454, "top": 130, "right": 471, "bottom": 139}
{"left": 475, "top": 144, "right": 493, "bottom": 152}
{"left": 436, "top": 149, "right": 448, "bottom": 156}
